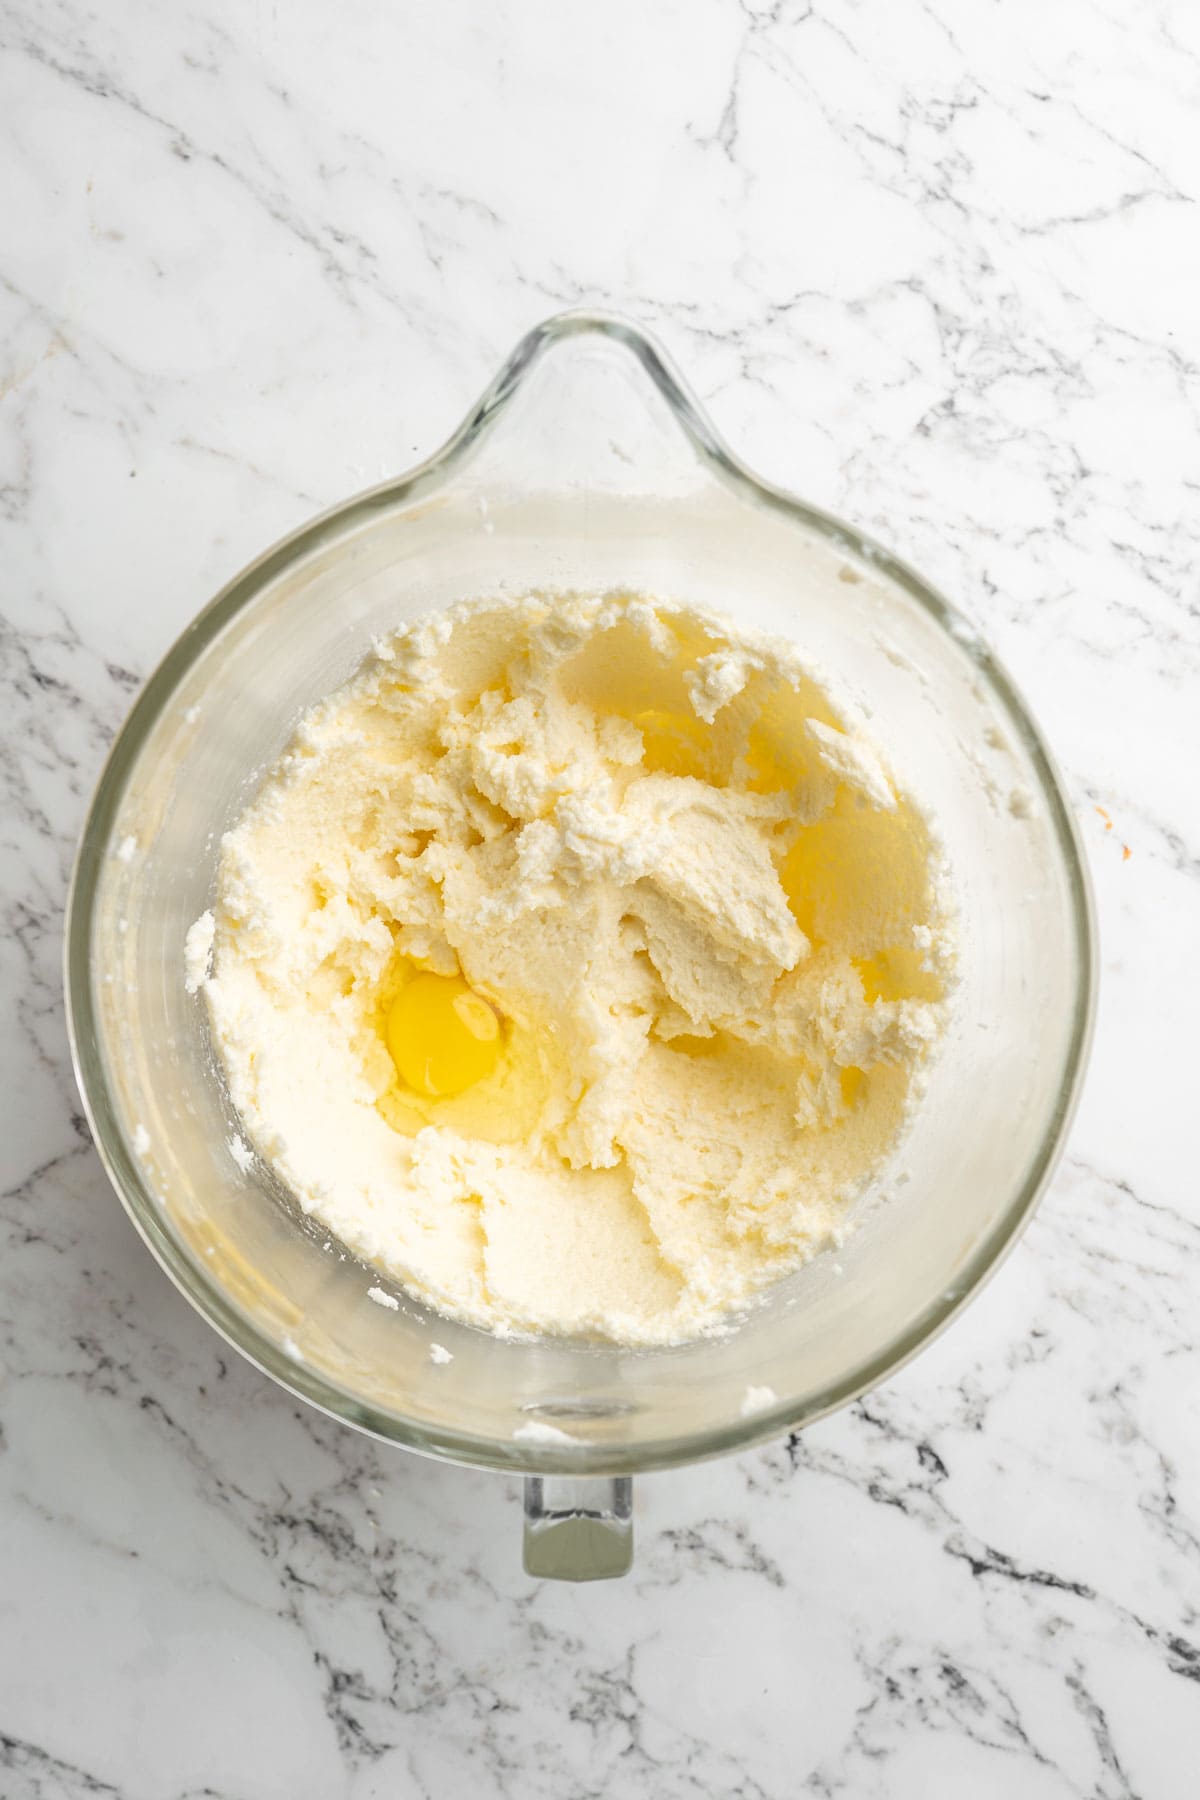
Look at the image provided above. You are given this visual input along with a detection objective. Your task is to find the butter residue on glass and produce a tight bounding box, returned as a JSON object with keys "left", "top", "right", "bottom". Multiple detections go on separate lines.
{"left": 193, "top": 592, "right": 953, "bottom": 1344}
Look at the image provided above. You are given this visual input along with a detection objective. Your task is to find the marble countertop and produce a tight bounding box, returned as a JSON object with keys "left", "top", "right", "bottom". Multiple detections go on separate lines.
{"left": 2, "top": 0, "right": 1197, "bottom": 1793}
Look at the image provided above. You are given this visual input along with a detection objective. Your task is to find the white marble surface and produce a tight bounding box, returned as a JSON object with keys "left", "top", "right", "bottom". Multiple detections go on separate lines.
{"left": 2, "top": 0, "right": 1198, "bottom": 1792}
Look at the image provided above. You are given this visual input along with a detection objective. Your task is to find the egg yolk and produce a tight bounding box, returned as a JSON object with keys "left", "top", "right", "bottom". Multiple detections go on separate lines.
{"left": 386, "top": 973, "right": 502, "bottom": 1098}
{"left": 839, "top": 1065, "right": 867, "bottom": 1110}
{"left": 853, "top": 946, "right": 944, "bottom": 1005}
{"left": 781, "top": 787, "right": 931, "bottom": 955}
{"left": 634, "top": 707, "right": 710, "bottom": 780}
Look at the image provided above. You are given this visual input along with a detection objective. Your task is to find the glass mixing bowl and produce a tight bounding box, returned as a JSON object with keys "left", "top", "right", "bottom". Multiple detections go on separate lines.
{"left": 66, "top": 313, "right": 1095, "bottom": 1580}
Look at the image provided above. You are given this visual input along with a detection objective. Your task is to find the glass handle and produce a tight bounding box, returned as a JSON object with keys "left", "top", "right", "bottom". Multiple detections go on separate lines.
{"left": 522, "top": 1475, "right": 633, "bottom": 1581}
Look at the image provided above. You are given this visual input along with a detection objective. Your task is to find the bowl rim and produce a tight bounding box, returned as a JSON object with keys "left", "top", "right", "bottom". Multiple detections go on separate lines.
{"left": 64, "top": 309, "right": 1097, "bottom": 1477}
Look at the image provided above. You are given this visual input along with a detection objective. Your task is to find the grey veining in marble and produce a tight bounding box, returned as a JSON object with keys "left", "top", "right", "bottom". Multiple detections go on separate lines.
{"left": 2, "top": 0, "right": 1198, "bottom": 1794}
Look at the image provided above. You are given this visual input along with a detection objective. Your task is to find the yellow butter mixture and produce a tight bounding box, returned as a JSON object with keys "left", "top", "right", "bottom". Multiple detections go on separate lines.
{"left": 198, "top": 592, "right": 952, "bottom": 1343}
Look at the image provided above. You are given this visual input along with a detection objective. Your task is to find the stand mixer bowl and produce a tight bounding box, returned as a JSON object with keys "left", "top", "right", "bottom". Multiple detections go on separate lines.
{"left": 65, "top": 313, "right": 1095, "bottom": 1579}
